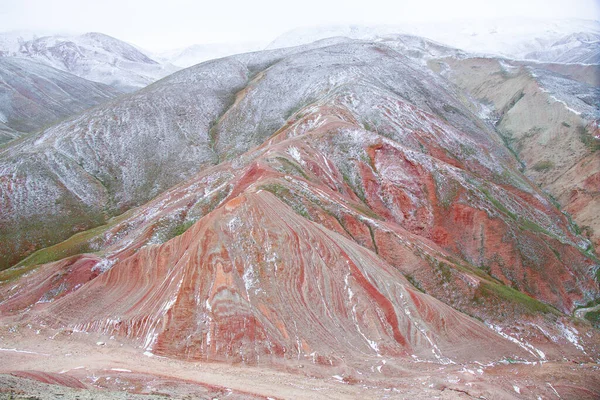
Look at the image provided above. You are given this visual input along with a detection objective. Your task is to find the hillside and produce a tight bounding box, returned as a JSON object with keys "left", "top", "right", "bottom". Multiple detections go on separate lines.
{"left": 0, "top": 35, "right": 599, "bottom": 398}
{"left": 0, "top": 32, "right": 179, "bottom": 91}
{"left": 0, "top": 57, "right": 122, "bottom": 144}
{"left": 268, "top": 18, "right": 600, "bottom": 63}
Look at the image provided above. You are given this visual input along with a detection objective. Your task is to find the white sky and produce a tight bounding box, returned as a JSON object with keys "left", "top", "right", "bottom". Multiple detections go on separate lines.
{"left": 1, "top": 0, "right": 599, "bottom": 51}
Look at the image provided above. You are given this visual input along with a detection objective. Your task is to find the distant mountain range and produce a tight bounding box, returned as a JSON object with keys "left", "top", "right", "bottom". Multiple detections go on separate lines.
{"left": 1, "top": 18, "right": 598, "bottom": 89}
{"left": 0, "top": 31, "right": 179, "bottom": 91}
{"left": 268, "top": 18, "right": 600, "bottom": 64}
{"left": 156, "top": 41, "right": 267, "bottom": 68}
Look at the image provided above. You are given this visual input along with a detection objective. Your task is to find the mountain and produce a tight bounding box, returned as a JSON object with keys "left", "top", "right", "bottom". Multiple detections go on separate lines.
{"left": 158, "top": 41, "right": 267, "bottom": 68}
{"left": 0, "top": 32, "right": 180, "bottom": 91}
{"left": 0, "top": 36, "right": 356, "bottom": 271}
{"left": 0, "top": 57, "right": 122, "bottom": 144}
{"left": 524, "top": 32, "right": 600, "bottom": 64}
{"left": 268, "top": 18, "right": 600, "bottom": 64}
{"left": 431, "top": 57, "right": 600, "bottom": 250}
{"left": 0, "top": 36, "right": 599, "bottom": 398}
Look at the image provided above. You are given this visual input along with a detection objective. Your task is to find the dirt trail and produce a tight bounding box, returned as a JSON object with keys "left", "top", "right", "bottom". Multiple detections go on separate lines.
{"left": 1, "top": 326, "right": 599, "bottom": 399}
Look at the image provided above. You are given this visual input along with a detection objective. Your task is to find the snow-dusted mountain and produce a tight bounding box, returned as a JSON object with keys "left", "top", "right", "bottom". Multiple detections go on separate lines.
{"left": 1, "top": 35, "right": 600, "bottom": 399}
{"left": 268, "top": 18, "right": 600, "bottom": 64}
{"left": 0, "top": 32, "right": 179, "bottom": 91}
{"left": 524, "top": 32, "right": 600, "bottom": 64}
{"left": 158, "top": 41, "right": 267, "bottom": 68}
{"left": 0, "top": 57, "right": 122, "bottom": 144}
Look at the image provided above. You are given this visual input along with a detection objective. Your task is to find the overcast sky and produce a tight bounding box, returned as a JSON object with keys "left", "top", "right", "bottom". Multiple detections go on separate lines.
{"left": 1, "top": 0, "right": 599, "bottom": 51}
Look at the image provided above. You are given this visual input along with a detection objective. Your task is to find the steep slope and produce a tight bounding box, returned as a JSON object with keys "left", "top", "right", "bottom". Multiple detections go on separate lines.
{"left": 0, "top": 57, "right": 122, "bottom": 143}
{"left": 0, "top": 121, "right": 21, "bottom": 144}
{"left": 15, "top": 190, "right": 531, "bottom": 365}
{"left": 2, "top": 110, "right": 597, "bottom": 363}
{"left": 0, "top": 32, "right": 179, "bottom": 91}
{"left": 1, "top": 39, "right": 598, "bottom": 315}
{"left": 431, "top": 56, "right": 600, "bottom": 250}
{"left": 0, "top": 37, "right": 432, "bottom": 269}
{"left": 1, "top": 36, "right": 599, "bottom": 397}
{"left": 1, "top": 79, "right": 598, "bottom": 373}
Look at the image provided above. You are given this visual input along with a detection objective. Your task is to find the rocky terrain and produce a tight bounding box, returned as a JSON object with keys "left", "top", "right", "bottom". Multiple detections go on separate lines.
{"left": 0, "top": 32, "right": 599, "bottom": 398}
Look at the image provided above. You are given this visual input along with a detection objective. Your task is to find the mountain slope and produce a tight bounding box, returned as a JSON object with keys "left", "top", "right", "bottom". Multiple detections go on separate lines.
{"left": 525, "top": 32, "right": 600, "bottom": 64}
{"left": 431, "top": 56, "right": 600, "bottom": 250}
{"left": 158, "top": 41, "right": 267, "bottom": 68}
{"left": 0, "top": 57, "right": 122, "bottom": 143}
{"left": 1, "top": 35, "right": 599, "bottom": 397}
{"left": 0, "top": 32, "right": 179, "bottom": 91}
{"left": 268, "top": 19, "right": 600, "bottom": 63}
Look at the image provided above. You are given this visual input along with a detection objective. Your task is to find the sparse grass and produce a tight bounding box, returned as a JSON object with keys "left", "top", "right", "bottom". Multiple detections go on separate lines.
{"left": 261, "top": 183, "right": 290, "bottom": 198}
{"left": 518, "top": 218, "right": 553, "bottom": 237}
{"left": 341, "top": 169, "right": 368, "bottom": 205}
{"left": 171, "top": 220, "right": 195, "bottom": 237}
{"left": 260, "top": 183, "right": 311, "bottom": 220}
{"left": 433, "top": 172, "right": 459, "bottom": 209}
{"left": 436, "top": 261, "right": 453, "bottom": 283}
{"left": 480, "top": 186, "right": 557, "bottom": 238}
{"left": 367, "top": 224, "right": 378, "bottom": 254}
{"left": 404, "top": 273, "right": 425, "bottom": 293}
{"left": 424, "top": 255, "right": 453, "bottom": 284}
{"left": 0, "top": 211, "right": 131, "bottom": 283}
{"left": 349, "top": 201, "right": 380, "bottom": 220}
{"left": 480, "top": 187, "right": 517, "bottom": 220}
{"left": 547, "top": 193, "right": 561, "bottom": 210}
{"left": 498, "top": 132, "right": 525, "bottom": 171}
{"left": 442, "top": 103, "right": 465, "bottom": 118}
{"left": 532, "top": 160, "right": 554, "bottom": 172}
{"left": 459, "top": 143, "right": 476, "bottom": 156}
{"left": 549, "top": 246, "right": 562, "bottom": 262}
{"left": 473, "top": 281, "right": 558, "bottom": 315}
{"left": 274, "top": 156, "right": 310, "bottom": 180}
{"left": 584, "top": 311, "right": 600, "bottom": 328}
{"left": 577, "top": 124, "right": 600, "bottom": 152}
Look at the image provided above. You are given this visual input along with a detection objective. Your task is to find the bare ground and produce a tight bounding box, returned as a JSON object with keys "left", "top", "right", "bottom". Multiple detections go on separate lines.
{"left": 0, "top": 324, "right": 598, "bottom": 399}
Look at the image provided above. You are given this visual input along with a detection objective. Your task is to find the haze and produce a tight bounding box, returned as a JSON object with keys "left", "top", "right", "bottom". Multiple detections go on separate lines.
{"left": 1, "top": 0, "right": 599, "bottom": 51}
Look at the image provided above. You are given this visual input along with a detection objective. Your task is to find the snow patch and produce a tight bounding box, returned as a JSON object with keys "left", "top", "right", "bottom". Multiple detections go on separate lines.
{"left": 287, "top": 146, "right": 305, "bottom": 165}
{"left": 92, "top": 258, "right": 116, "bottom": 273}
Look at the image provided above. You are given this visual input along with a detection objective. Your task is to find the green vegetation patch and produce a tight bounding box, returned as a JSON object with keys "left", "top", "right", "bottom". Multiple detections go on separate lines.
{"left": 274, "top": 156, "right": 310, "bottom": 180}
{"left": 480, "top": 187, "right": 517, "bottom": 220}
{"left": 480, "top": 186, "right": 556, "bottom": 238}
{"left": 0, "top": 211, "right": 131, "bottom": 283}
{"left": 584, "top": 311, "right": 600, "bottom": 328}
{"left": 261, "top": 183, "right": 310, "bottom": 219}
{"left": 578, "top": 124, "right": 600, "bottom": 152}
{"left": 473, "top": 281, "right": 558, "bottom": 315}
{"left": 532, "top": 160, "right": 554, "bottom": 172}
{"left": 170, "top": 220, "right": 196, "bottom": 238}
{"left": 404, "top": 273, "right": 425, "bottom": 293}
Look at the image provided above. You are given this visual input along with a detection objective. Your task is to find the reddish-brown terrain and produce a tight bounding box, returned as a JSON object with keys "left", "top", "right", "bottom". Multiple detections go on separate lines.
{"left": 1, "top": 37, "right": 599, "bottom": 398}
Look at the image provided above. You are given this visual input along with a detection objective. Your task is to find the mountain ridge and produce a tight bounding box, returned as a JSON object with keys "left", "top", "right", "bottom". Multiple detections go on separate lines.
{"left": 0, "top": 31, "right": 179, "bottom": 91}
{"left": 0, "top": 57, "right": 123, "bottom": 144}
{"left": 0, "top": 31, "right": 599, "bottom": 399}
{"left": 268, "top": 18, "right": 600, "bottom": 64}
